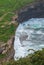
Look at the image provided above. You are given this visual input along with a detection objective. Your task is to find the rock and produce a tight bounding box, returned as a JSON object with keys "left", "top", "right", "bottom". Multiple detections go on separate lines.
{"left": 1, "top": 44, "right": 6, "bottom": 48}
{"left": 7, "top": 36, "right": 14, "bottom": 48}
{"left": 2, "top": 50, "right": 7, "bottom": 54}
{"left": 0, "top": 47, "right": 5, "bottom": 54}
{"left": 12, "top": 15, "right": 18, "bottom": 21}
{"left": 0, "top": 48, "right": 3, "bottom": 54}
{"left": 0, "top": 35, "right": 14, "bottom": 62}
{"left": 19, "top": 32, "right": 28, "bottom": 44}
{"left": 17, "top": 2, "right": 44, "bottom": 23}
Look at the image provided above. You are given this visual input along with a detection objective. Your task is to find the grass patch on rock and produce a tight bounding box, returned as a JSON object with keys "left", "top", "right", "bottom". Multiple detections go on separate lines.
{"left": 0, "top": 54, "right": 6, "bottom": 59}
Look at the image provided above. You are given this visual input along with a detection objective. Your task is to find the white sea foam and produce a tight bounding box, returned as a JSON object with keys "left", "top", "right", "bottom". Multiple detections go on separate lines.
{"left": 14, "top": 18, "right": 44, "bottom": 60}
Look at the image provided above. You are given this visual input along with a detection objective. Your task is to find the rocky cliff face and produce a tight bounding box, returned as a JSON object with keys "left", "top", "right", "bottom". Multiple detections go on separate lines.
{"left": 17, "top": 1, "right": 44, "bottom": 23}
{"left": 0, "top": 36, "right": 15, "bottom": 62}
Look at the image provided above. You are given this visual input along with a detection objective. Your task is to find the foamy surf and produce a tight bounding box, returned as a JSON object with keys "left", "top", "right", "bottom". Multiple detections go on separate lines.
{"left": 14, "top": 18, "right": 44, "bottom": 60}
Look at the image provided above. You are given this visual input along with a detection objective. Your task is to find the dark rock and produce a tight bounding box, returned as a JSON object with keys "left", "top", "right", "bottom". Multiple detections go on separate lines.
{"left": 17, "top": 2, "right": 44, "bottom": 23}
{"left": 0, "top": 48, "right": 5, "bottom": 54}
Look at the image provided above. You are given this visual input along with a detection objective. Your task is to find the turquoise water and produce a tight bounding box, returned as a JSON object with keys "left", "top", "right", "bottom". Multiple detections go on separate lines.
{"left": 14, "top": 18, "right": 44, "bottom": 60}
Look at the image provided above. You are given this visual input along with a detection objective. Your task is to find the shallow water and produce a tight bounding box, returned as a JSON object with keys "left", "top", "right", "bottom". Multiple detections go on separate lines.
{"left": 14, "top": 18, "right": 44, "bottom": 60}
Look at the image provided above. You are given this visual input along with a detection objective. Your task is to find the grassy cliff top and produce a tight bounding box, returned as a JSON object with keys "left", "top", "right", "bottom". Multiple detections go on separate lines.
{"left": 0, "top": 0, "right": 34, "bottom": 43}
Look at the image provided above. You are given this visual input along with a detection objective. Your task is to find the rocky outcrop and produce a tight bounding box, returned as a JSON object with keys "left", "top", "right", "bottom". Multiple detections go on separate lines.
{"left": 0, "top": 36, "right": 15, "bottom": 62}
{"left": 0, "top": 36, "right": 15, "bottom": 55}
{"left": 0, "top": 44, "right": 6, "bottom": 54}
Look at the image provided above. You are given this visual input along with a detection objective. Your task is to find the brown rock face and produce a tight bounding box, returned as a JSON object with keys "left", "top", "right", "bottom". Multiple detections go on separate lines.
{"left": 0, "top": 36, "right": 15, "bottom": 55}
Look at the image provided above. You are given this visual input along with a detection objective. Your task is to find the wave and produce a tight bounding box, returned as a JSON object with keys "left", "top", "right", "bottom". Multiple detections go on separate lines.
{"left": 14, "top": 18, "right": 44, "bottom": 60}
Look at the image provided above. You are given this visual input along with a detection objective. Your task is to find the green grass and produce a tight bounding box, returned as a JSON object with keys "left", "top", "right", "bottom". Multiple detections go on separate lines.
{"left": 0, "top": 13, "right": 15, "bottom": 26}
{"left": 0, "top": 0, "right": 34, "bottom": 42}
{"left": 0, "top": 12, "right": 4, "bottom": 17}
{"left": 3, "top": 13, "right": 15, "bottom": 22}
{"left": 0, "top": 0, "right": 34, "bottom": 14}
{"left": 0, "top": 24, "right": 17, "bottom": 42}
{"left": 0, "top": 54, "right": 6, "bottom": 59}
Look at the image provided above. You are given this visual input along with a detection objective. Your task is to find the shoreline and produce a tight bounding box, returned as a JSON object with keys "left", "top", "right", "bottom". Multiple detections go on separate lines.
{"left": 0, "top": 0, "right": 44, "bottom": 63}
